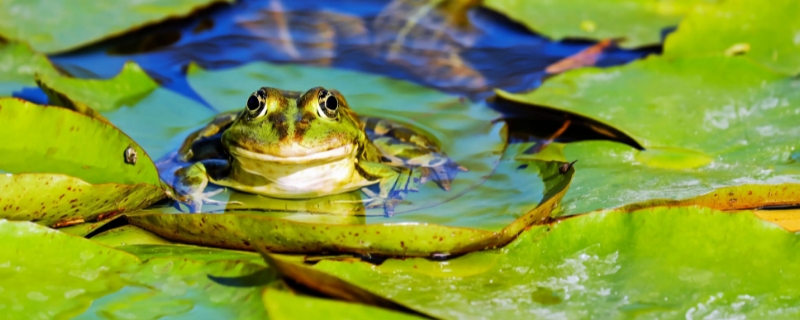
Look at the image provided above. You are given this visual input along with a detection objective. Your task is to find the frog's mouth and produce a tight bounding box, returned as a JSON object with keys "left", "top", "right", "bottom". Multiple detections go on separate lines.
{"left": 228, "top": 144, "right": 355, "bottom": 164}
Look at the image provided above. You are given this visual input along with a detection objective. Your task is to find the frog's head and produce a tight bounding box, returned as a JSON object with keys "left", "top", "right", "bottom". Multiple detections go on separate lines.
{"left": 222, "top": 86, "right": 365, "bottom": 164}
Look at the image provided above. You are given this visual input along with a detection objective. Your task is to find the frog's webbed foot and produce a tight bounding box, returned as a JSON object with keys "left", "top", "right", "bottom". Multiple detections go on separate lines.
{"left": 173, "top": 160, "right": 242, "bottom": 213}
{"left": 178, "top": 188, "right": 225, "bottom": 213}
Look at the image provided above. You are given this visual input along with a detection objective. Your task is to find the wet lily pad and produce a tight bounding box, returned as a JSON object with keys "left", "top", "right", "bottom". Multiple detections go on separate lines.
{"left": 0, "top": 220, "right": 140, "bottom": 319}
{"left": 36, "top": 61, "right": 159, "bottom": 114}
{"left": 81, "top": 257, "right": 270, "bottom": 319}
{"left": 261, "top": 251, "right": 431, "bottom": 318}
{"left": 483, "top": 0, "right": 717, "bottom": 48}
{"left": 0, "top": 0, "right": 234, "bottom": 53}
{"left": 89, "top": 224, "right": 173, "bottom": 247}
{"left": 58, "top": 214, "right": 125, "bottom": 237}
{"left": 117, "top": 243, "right": 264, "bottom": 264}
{"left": 0, "top": 98, "right": 165, "bottom": 225}
{"left": 313, "top": 207, "right": 800, "bottom": 318}
{"left": 128, "top": 148, "right": 572, "bottom": 256}
{"left": 0, "top": 42, "right": 59, "bottom": 96}
{"left": 664, "top": 0, "right": 800, "bottom": 75}
{"left": 497, "top": 56, "right": 800, "bottom": 215}
{"left": 263, "top": 288, "right": 423, "bottom": 320}
{"left": 527, "top": 141, "right": 800, "bottom": 216}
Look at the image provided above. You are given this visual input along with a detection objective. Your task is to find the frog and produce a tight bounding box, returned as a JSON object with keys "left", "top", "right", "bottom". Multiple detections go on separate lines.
{"left": 172, "top": 86, "right": 464, "bottom": 215}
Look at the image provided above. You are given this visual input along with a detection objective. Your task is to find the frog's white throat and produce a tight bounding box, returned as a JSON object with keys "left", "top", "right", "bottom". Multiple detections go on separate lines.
{"left": 219, "top": 143, "right": 373, "bottom": 198}
{"left": 228, "top": 144, "right": 355, "bottom": 164}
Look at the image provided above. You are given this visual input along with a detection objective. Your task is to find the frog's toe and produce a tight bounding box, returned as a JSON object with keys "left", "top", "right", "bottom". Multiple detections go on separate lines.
{"left": 177, "top": 188, "right": 230, "bottom": 213}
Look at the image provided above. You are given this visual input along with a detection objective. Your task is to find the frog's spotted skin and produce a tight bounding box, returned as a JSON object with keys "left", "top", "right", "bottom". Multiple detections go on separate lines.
{"left": 174, "top": 86, "right": 460, "bottom": 214}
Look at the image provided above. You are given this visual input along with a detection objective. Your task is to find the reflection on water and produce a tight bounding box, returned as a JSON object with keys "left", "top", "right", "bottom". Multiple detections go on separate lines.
{"left": 47, "top": 0, "right": 655, "bottom": 104}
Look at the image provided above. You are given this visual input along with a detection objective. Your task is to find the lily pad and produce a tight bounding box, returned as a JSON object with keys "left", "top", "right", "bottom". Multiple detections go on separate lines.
{"left": 0, "top": 98, "right": 165, "bottom": 225}
{"left": 261, "top": 252, "right": 431, "bottom": 318}
{"left": 527, "top": 141, "right": 800, "bottom": 216}
{"left": 0, "top": 42, "right": 59, "bottom": 96}
{"left": 0, "top": 220, "right": 140, "bottom": 319}
{"left": 664, "top": 0, "right": 800, "bottom": 75}
{"left": 58, "top": 214, "right": 125, "bottom": 237}
{"left": 36, "top": 61, "right": 159, "bottom": 113}
{"left": 497, "top": 55, "right": 800, "bottom": 215}
{"left": 263, "top": 288, "right": 423, "bottom": 320}
{"left": 313, "top": 207, "right": 800, "bottom": 318}
{"left": 0, "top": 0, "right": 234, "bottom": 53}
{"left": 482, "top": 0, "right": 718, "bottom": 48}
{"left": 80, "top": 257, "right": 270, "bottom": 319}
{"left": 117, "top": 243, "right": 264, "bottom": 264}
{"left": 128, "top": 148, "right": 572, "bottom": 256}
{"left": 89, "top": 224, "right": 173, "bottom": 247}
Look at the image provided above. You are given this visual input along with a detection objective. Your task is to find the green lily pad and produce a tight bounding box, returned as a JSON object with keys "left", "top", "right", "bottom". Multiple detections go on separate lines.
{"left": 261, "top": 251, "right": 431, "bottom": 318}
{"left": 482, "top": 0, "right": 718, "bottom": 48}
{"left": 117, "top": 243, "right": 264, "bottom": 264}
{"left": 0, "top": 0, "right": 234, "bottom": 54}
{"left": 0, "top": 220, "right": 140, "bottom": 318}
{"left": 263, "top": 288, "right": 423, "bottom": 320}
{"left": 497, "top": 55, "right": 800, "bottom": 215}
{"left": 0, "top": 173, "right": 164, "bottom": 227}
{"left": 313, "top": 207, "right": 800, "bottom": 318}
{"left": 535, "top": 141, "right": 800, "bottom": 216}
{"left": 664, "top": 0, "right": 800, "bottom": 75}
{"left": 80, "top": 257, "right": 270, "bottom": 319}
{"left": 58, "top": 214, "right": 125, "bottom": 237}
{"left": 36, "top": 61, "right": 159, "bottom": 118}
{"left": 128, "top": 151, "right": 572, "bottom": 256}
{"left": 0, "top": 98, "right": 165, "bottom": 225}
{"left": 0, "top": 42, "right": 59, "bottom": 96}
{"left": 89, "top": 224, "right": 173, "bottom": 247}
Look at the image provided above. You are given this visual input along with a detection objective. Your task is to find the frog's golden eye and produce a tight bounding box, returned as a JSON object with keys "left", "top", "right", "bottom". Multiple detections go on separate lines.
{"left": 245, "top": 89, "right": 267, "bottom": 119}
{"left": 317, "top": 89, "right": 338, "bottom": 119}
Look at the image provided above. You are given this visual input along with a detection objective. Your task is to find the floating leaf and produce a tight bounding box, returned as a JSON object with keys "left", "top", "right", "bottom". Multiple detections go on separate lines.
{"left": 314, "top": 207, "right": 800, "bottom": 318}
{"left": 0, "top": 98, "right": 165, "bottom": 225}
{"left": 58, "top": 214, "right": 125, "bottom": 237}
{"left": 263, "top": 287, "right": 423, "bottom": 320}
{"left": 78, "top": 255, "right": 270, "bottom": 319}
{"left": 117, "top": 243, "right": 264, "bottom": 264}
{"left": 261, "top": 251, "right": 431, "bottom": 318}
{"left": 0, "top": 0, "right": 234, "bottom": 53}
{"left": 483, "top": 0, "right": 718, "bottom": 48}
{"left": 754, "top": 209, "right": 800, "bottom": 232}
{"left": 128, "top": 153, "right": 572, "bottom": 256}
{"left": 0, "top": 220, "right": 140, "bottom": 318}
{"left": 89, "top": 224, "right": 173, "bottom": 247}
{"left": 498, "top": 56, "right": 800, "bottom": 215}
{"left": 34, "top": 61, "right": 159, "bottom": 123}
{"left": 0, "top": 42, "right": 59, "bottom": 96}
{"left": 664, "top": 0, "right": 800, "bottom": 75}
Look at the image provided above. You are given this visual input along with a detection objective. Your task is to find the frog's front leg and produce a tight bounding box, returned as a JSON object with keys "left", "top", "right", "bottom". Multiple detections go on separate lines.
{"left": 357, "top": 161, "right": 421, "bottom": 216}
{"left": 173, "top": 160, "right": 232, "bottom": 213}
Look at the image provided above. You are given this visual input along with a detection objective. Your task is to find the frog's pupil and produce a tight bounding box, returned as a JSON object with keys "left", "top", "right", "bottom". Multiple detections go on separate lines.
{"left": 325, "top": 96, "right": 338, "bottom": 110}
{"left": 246, "top": 95, "right": 260, "bottom": 111}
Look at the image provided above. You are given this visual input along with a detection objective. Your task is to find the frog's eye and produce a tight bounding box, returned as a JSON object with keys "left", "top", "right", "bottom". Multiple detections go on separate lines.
{"left": 317, "top": 89, "right": 338, "bottom": 119}
{"left": 245, "top": 90, "right": 267, "bottom": 119}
